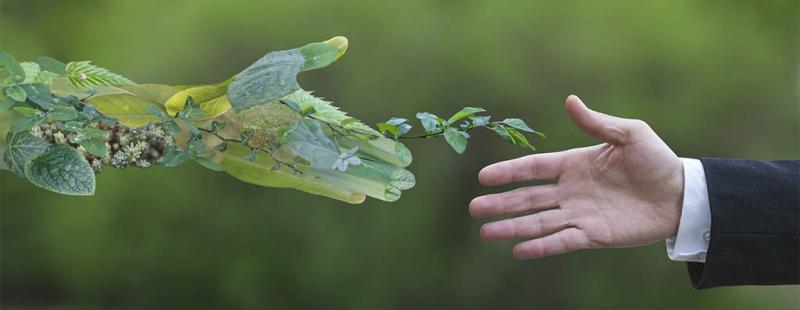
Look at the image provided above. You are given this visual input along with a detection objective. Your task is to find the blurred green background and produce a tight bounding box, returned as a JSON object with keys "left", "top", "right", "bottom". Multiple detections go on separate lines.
{"left": 1, "top": 0, "right": 798, "bottom": 309}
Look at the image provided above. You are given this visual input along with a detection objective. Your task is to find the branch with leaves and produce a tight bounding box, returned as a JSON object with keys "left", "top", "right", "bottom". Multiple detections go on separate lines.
{"left": 0, "top": 36, "right": 544, "bottom": 204}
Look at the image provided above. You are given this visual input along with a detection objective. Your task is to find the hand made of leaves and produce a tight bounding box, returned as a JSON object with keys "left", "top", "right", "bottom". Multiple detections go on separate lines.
{"left": 0, "top": 36, "right": 543, "bottom": 203}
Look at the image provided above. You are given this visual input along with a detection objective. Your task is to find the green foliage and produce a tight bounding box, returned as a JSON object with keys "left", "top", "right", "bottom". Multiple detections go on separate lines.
{"left": 65, "top": 60, "right": 135, "bottom": 88}
{"left": 35, "top": 56, "right": 67, "bottom": 74}
{"left": 0, "top": 52, "right": 25, "bottom": 84}
{"left": 284, "top": 119, "right": 340, "bottom": 169}
{"left": 3, "top": 131, "right": 49, "bottom": 177}
{"left": 0, "top": 37, "right": 542, "bottom": 202}
{"left": 24, "top": 144, "right": 95, "bottom": 196}
{"left": 227, "top": 37, "right": 347, "bottom": 112}
{"left": 444, "top": 127, "right": 468, "bottom": 154}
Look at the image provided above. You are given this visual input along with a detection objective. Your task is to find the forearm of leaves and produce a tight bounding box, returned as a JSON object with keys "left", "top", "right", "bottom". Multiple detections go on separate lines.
{"left": 197, "top": 123, "right": 302, "bottom": 174}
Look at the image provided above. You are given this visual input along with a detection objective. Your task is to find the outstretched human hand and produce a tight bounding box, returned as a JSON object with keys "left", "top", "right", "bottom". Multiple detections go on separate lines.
{"left": 470, "top": 95, "right": 685, "bottom": 259}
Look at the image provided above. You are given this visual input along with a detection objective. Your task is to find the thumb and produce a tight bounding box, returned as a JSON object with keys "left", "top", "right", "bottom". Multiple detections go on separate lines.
{"left": 565, "top": 95, "right": 643, "bottom": 145}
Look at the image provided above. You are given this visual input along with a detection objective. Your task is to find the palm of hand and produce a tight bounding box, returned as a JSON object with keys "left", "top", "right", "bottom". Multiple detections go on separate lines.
{"left": 471, "top": 96, "right": 683, "bottom": 259}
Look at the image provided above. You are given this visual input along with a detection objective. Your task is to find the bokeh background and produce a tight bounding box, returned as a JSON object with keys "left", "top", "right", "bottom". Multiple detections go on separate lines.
{"left": 1, "top": 0, "right": 798, "bottom": 309}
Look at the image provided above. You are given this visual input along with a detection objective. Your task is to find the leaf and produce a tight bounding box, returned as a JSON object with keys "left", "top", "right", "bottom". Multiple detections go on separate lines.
{"left": 65, "top": 60, "right": 135, "bottom": 88}
{"left": 444, "top": 127, "right": 468, "bottom": 154}
{"left": 284, "top": 119, "right": 340, "bottom": 169}
{"left": 220, "top": 142, "right": 366, "bottom": 204}
{"left": 10, "top": 115, "right": 44, "bottom": 133}
{"left": 47, "top": 105, "right": 79, "bottom": 121}
{"left": 227, "top": 37, "right": 348, "bottom": 112}
{"left": 164, "top": 79, "right": 232, "bottom": 118}
{"left": 283, "top": 90, "right": 381, "bottom": 136}
{"left": 376, "top": 122, "right": 399, "bottom": 137}
{"left": 507, "top": 128, "right": 535, "bottom": 150}
{"left": 470, "top": 115, "right": 491, "bottom": 127}
{"left": 78, "top": 137, "right": 107, "bottom": 157}
{"left": 298, "top": 42, "right": 341, "bottom": 71}
{"left": 20, "top": 62, "right": 42, "bottom": 84}
{"left": 35, "top": 56, "right": 67, "bottom": 74}
{"left": 490, "top": 125, "right": 512, "bottom": 142}
{"left": 416, "top": 112, "right": 444, "bottom": 133}
{"left": 13, "top": 107, "right": 40, "bottom": 117}
{"left": 0, "top": 96, "right": 14, "bottom": 109}
{"left": 21, "top": 83, "right": 55, "bottom": 109}
{"left": 120, "top": 84, "right": 182, "bottom": 104}
{"left": 160, "top": 147, "right": 192, "bottom": 167}
{"left": 447, "top": 107, "right": 486, "bottom": 124}
{"left": 3, "top": 131, "right": 50, "bottom": 177}
{"left": 24, "top": 144, "right": 95, "bottom": 196}
{"left": 0, "top": 52, "right": 25, "bottom": 83}
{"left": 5, "top": 85, "right": 26, "bottom": 102}
{"left": 89, "top": 92, "right": 166, "bottom": 127}
{"left": 501, "top": 118, "right": 535, "bottom": 133}
{"left": 194, "top": 154, "right": 223, "bottom": 171}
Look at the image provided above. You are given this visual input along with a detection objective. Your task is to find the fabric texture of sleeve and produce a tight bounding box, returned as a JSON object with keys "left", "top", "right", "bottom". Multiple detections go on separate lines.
{"left": 687, "top": 158, "right": 799, "bottom": 289}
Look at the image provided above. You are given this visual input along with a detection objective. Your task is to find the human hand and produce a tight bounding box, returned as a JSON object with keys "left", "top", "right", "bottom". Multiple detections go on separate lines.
{"left": 470, "top": 95, "right": 684, "bottom": 259}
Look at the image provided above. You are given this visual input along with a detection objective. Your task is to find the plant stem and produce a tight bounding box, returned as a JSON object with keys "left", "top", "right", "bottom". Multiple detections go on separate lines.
{"left": 197, "top": 127, "right": 302, "bottom": 174}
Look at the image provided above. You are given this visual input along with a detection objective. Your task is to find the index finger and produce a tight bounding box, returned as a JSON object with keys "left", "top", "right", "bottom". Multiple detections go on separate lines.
{"left": 478, "top": 151, "right": 564, "bottom": 186}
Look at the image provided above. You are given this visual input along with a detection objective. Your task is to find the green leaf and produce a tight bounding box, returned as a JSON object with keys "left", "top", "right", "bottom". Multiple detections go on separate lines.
{"left": 160, "top": 146, "right": 191, "bottom": 167}
{"left": 416, "top": 112, "right": 444, "bottom": 133}
{"left": 194, "top": 154, "right": 223, "bottom": 171}
{"left": 0, "top": 52, "right": 25, "bottom": 83}
{"left": 220, "top": 142, "right": 366, "bottom": 204}
{"left": 284, "top": 119, "right": 339, "bottom": 169}
{"left": 12, "top": 106, "right": 40, "bottom": 117}
{"left": 282, "top": 90, "right": 381, "bottom": 136}
{"left": 24, "top": 144, "right": 95, "bottom": 196}
{"left": 82, "top": 128, "right": 108, "bottom": 139}
{"left": 447, "top": 107, "right": 486, "bottom": 124}
{"left": 65, "top": 60, "right": 135, "bottom": 88}
{"left": 178, "top": 96, "right": 205, "bottom": 119}
{"left": 490, "top": 125, "right": 512, "bottom": 142}
{"left": 210, "top": 121, "right": 225, "bottom": 134}
{"left": 0, "top": 96, "right": 14, "bottom": 109}
{"left": 47, "top": 105, "right": 79, "bottom": 121}
{"left": 227, "top": 37, "right": 347, "bottom": 112}
{"left": 507, "top": 127, "right": 535, "bottom": 150}
{"left": 21, "top": 83, "right": 55, "bottom": 109}
{"left": 501, "top": 118, "right": 535, "bottom": 133}
{"left": 10, "top": 115, "right": 44, "bottom": 133}
{"left": 78, "top": 137, "right": 107, "bottom": 157}
{"left": 340, "top": 118, "right": 357, "bottom": 126}
{"left": 298, "top": 42, "right": 340, "bottom": 71}
{"left": 89, "top": 92, "right": 165, "bottom": 127}
{"left": 376, "top": 122, "right": 399, "bottom": 137}
{"left": 470, "top": 115, "right": 491, "bottom": 127}
{"left": 35, "top": 56, "right": 66, "bottom": 74}
{"left": 5, "top": 85, "right": 26, "bottom": 102}
{"left": 3, "top": 131, "right": 50, "bottom": 177}
{"left": 443, "top": 127, "right": 468, "bottom": 154}
{"left": 20, "top": 62, "right": 42, "bottom": 84}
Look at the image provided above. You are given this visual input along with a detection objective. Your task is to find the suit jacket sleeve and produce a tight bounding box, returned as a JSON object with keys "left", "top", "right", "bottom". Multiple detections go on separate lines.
{"left": 688, "top": 158, "right": 799, "bottom": 289}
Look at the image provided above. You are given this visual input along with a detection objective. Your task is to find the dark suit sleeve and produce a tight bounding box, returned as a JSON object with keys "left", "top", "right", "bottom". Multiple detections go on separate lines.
{"left": 687, "top": 158, "right": 799, "bottom": 289}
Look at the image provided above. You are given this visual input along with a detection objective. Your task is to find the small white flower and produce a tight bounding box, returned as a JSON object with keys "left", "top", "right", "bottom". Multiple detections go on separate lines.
{"left": 331, "top": 147, "right": 362, "bottom": 172}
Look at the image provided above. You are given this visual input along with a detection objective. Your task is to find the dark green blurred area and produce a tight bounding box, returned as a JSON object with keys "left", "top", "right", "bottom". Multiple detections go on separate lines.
{"left": 1, "top": 0, "right": 798, "bottom": 308}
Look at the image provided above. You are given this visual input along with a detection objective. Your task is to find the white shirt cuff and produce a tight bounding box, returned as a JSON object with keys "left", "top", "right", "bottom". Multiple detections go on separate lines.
{"left": 666, "top": 158, "right": 711, "bottom": 263}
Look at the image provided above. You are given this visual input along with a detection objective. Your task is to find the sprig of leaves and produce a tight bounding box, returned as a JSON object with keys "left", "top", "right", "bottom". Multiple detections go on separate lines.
{"left": 65, "top": 61, "right": 135, "bottom": 89}
{"left": 371, "top": 107, "right": 543, "bottom": 154}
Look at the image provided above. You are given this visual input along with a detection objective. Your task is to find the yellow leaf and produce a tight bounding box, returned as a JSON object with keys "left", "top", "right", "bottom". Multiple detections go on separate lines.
{"left": 165, "top": 78, "right": 232, "bottom": 118}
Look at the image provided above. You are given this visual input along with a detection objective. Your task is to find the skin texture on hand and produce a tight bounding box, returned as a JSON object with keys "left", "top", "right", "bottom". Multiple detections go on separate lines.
{"left": 470, "top": 95, "right": 684, "bottom": 260}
